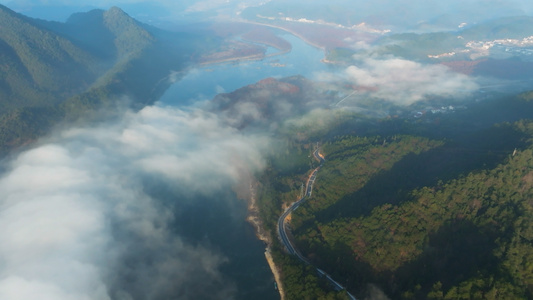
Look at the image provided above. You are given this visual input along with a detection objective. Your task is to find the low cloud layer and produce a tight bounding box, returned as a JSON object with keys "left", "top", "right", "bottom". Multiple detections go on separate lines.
{"left": 0, "top": 105, "right": 267, "bottom": 300}
{"left": 317, "top": 57, "right": 478, "bottom": 106}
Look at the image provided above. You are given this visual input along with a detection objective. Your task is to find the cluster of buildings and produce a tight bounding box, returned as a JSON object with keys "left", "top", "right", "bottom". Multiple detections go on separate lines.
{"left": 410, "top": 105, "right": 467, "bottom": 119}
{"left": 465, "top": 35, "right": 533, "bottom": 50}
{"left": 428, "top": 36, "right": 533, "bottom": 60}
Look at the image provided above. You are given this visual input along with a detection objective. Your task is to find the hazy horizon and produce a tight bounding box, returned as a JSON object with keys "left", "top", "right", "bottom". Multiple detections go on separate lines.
{"left": 2, "top": 0, "right": 533, "bottom": 29}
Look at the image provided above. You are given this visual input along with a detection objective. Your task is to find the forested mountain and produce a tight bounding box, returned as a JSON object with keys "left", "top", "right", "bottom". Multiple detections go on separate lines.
{"left": 291, "top": 122, "right": 533, "bottom": 299}
{"left": 254, "top": 90, "right": 533, "bottom": 299}
{"left": 0, "top": 5, "right": 207, "bottom": 154}
{"left": 29, "top": 6, "right": 155, "bottom": 62}
{"left": 0, "top": 4, "right": 98, "bottom": 111}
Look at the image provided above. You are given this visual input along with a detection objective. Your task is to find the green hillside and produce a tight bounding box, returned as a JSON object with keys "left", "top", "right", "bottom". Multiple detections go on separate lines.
{"left": 290, "top": 121, "right": 533, "bottom": 299}
{"left": 35, "top": 6, "right": 154, "bottom": 61}
{"left": 0, "top": 5, "right": 208, "bottom": 154}
{"left": 0, "top": 4, "right": 98, "bottom": 109}
{"left": 254, "top": 92, "right": 533, "bottom": 299}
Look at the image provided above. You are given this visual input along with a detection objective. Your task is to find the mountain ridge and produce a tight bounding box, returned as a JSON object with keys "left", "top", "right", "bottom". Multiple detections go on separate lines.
{"left": 0, "top": 4, "right": 202, "bottom": 155}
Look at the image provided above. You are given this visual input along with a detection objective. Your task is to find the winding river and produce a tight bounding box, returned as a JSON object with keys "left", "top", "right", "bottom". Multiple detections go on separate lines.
{"left": 158, "top": 33, "right": 335, "bottom": 107}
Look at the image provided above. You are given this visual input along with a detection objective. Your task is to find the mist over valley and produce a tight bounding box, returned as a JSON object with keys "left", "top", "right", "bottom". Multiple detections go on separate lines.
{"left": 1, "top": 1, "right": 533, "bottom": 300}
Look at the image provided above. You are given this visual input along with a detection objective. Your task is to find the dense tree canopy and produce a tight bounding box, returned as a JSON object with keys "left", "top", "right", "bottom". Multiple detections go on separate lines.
{"left": 258, "top": 106, "right": 533, "bottom": 299}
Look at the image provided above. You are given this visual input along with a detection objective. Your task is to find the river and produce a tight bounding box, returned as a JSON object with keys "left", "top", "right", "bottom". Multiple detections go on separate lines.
{"left": 158, "top": 33, "right": 334, "bottom": 106}
{"left": 158, "top": 32, "right": 339, "bottom": 300}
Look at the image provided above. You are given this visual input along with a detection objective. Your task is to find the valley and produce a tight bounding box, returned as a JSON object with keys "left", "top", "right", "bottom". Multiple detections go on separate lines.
{"left": 1, "top": 2, "right": 533, "bottom": 300}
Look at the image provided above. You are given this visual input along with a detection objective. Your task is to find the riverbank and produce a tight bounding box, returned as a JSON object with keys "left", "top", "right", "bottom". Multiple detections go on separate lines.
{"left": 246, "top": 182, "right": 285, "bottom": 300}
{"left": 199, "top": 52, "right": 265, "bottom": 66}
{"left": 265, "top": 249, "right": 285, "bottom": 300}
{"left": 199, "top": 40, "right": 290, "bottom": 66}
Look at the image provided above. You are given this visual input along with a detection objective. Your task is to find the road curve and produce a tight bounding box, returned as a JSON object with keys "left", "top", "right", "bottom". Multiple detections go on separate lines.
{"left": 277, "top": 148, "right": 356, "bottom": 300}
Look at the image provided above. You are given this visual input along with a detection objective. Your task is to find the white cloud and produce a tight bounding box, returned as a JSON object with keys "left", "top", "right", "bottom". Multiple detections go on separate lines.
{"left": 316, "top": 57, "right": 478, "bottom": 105}
{"left": 0, "top": 104, "right": 267, "bottom": 299}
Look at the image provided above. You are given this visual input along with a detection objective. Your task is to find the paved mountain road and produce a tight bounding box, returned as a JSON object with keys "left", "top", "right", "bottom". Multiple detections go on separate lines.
{"left": 277, "top": 148, "right": 356, "bottom": 300}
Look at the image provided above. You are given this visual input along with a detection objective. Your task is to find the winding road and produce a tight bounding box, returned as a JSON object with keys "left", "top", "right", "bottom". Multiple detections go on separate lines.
{"left": 277, "top": 148, "right": 357, "bottom": 300}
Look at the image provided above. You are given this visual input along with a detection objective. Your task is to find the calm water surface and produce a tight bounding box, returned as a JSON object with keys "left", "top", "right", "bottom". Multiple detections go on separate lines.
{"left": 159, "top": 34, "right": 334, "bottom": 106}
